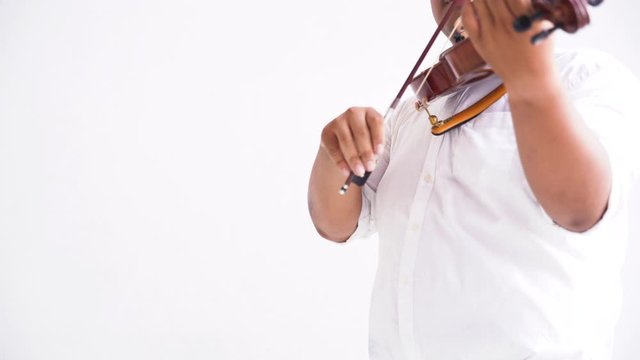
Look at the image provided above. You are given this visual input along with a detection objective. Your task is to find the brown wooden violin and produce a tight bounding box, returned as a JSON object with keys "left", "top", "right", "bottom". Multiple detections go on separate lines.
{"left": 339, "top": 0, "right": 603, "bottom": 194}
{"left": 408, "top": 0, "right": 604, "bottom": 135}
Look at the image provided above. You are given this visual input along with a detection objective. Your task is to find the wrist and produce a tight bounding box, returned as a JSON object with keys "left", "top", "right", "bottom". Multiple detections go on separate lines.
{"left": 498, "top": 49, "right": 557, "bottom": 93}
{"left": 504, "top": 68, "right": 564, "bottom": 104}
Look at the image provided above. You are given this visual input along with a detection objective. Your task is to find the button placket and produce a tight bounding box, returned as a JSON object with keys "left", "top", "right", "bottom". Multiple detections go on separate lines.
{"left": 397, "top": 135, "right": 443, "bottom": 360}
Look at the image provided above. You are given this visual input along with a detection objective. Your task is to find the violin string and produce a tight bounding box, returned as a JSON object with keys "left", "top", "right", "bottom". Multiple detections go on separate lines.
{"left": 339, "top": 0, "right": 463, "bottom": 194}
{"left": 413, "top": 17, "right": 464, "bottom": 115}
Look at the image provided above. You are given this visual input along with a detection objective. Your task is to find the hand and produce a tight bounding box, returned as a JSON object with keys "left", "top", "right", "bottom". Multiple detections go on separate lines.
{"left": 320, "top": 107, "right": 385, "bottom": 178}
{"left": 460, "top": 0, "right": 557, "bottom": 91}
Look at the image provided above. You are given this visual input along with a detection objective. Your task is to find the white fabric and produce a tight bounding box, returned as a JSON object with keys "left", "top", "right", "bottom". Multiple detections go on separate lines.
{"left": 350, "top": 49, "right": 639, "bottom": 360}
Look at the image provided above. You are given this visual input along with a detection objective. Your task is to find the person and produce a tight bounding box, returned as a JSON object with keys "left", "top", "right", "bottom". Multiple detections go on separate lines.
{"left": 308, "top": 0, "right": 638, "bottom": 359}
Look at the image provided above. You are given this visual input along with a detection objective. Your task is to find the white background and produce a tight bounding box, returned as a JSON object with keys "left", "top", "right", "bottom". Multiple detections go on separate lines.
{"left": 0, "top": 0, "right": 638, "bottom": 359}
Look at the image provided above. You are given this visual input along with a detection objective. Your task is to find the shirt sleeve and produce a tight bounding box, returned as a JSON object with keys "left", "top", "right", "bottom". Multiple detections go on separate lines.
{"left": 343, "top": 181, "right": 378, "bottom": 242}
{"left": 547, "top": 49, "right": 640, "bottom": 235}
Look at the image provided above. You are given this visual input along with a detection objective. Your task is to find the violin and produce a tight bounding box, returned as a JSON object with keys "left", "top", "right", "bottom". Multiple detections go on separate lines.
{"left": 339, "top": 0, "right": 603, "bottom": 195}
{"left": 411, "top": 0, "right": 604, "bottom": 106}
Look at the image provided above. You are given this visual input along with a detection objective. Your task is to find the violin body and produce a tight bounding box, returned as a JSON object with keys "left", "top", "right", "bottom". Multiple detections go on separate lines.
{"left": 410, "top": 0, "right": 603, "bottom": 104}
{"left": 410, "top": 38, "right": 491, "bottom": 103}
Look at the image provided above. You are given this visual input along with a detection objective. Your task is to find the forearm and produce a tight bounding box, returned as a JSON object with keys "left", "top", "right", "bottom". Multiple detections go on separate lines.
{"left": 308, "top": 147, "right": 362, "bottom": 242}
{"left": 507, "top": 76, "right": 611, "bottom": 232}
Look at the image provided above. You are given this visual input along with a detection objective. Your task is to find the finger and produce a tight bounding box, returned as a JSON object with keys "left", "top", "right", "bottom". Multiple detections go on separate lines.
{"left": 509, "top": 0, "right": 532, "bottom": 17}
{"left": 494, "top": 0, "right": 517, "bottom": 32}
{"left": 508, "top": 0, "right": 545, "bottom": 35}
{"left": 320, "top": 129, "right": 350, "bottom": 177}
{"left": 347, "top": 110, "right": 377, "bottom": 173}
{"left": 474, "top": 0, "right": 496, "bottom": 26}
{"left": 461, "top": 0, "right": 480, "bottom": 40}
{"left": 364, "top": 108, "right": 385, "bottom": 156}
{"left": 501, "top": 0, "right": 519, "bottom": 18}
{"left": 335, "top": 115, "right": 366, "bottom": 177}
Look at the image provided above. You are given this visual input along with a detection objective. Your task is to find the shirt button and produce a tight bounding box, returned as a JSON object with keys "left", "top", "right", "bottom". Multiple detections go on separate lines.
{"left": 399, "top": 275, "right": 409, "bottom": 285}
{"left": 423, "top": 174, "right": 433, "bottom": 183}
{"left": 411, "top": 223, "right": 419, "bottom": 231}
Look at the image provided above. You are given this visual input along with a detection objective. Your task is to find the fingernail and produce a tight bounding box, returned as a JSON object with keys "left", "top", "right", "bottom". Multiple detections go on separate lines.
{"left": 366, "top": 160, "right": 376, "bottom": 172}
{"left": 340, "top": 166, "right": 350, "bottom": 177}
{"left": 355, "top": 164, "right": 365, "bottom": 177}
{"left": 375, "top": 144, "right": 384, "bottom": 155}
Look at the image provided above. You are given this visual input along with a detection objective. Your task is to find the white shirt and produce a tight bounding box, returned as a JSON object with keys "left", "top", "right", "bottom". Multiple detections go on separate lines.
{"left": 349, "top": 49, "right": 639, "bottom": 360}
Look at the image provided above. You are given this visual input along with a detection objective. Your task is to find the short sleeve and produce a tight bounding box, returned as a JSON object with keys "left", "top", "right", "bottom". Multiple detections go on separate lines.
{"left": 550, "top": 49, "right": 640, "bottom": 234}
{"left": 344, "top": 183, "right": 377, "bottom": 242}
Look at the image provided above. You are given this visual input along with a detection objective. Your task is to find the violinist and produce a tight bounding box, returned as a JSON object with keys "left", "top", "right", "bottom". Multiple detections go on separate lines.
{"left": 308, "top": 0, "right": 637, "bottom": 358}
